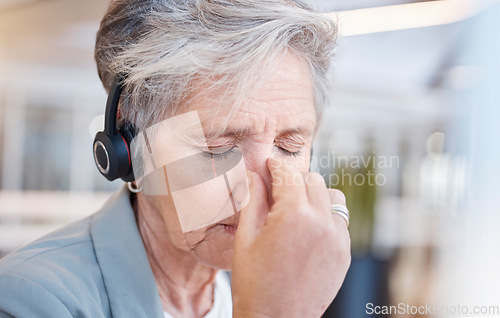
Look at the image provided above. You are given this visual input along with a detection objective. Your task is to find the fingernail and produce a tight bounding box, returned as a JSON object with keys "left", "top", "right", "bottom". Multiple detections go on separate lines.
{"left": 267, "top": 155, "right": 279, "bottom": 167}
{"left": 241, "top": 186, "right": 251, "bottom": 209}
{"left": 246, "top": 170, "right": 252, "bottom": 186}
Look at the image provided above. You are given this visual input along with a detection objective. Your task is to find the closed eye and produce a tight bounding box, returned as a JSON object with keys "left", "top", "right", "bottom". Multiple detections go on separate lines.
{"left": 275, "top": 146, "right": 301, "bottom": 157}
{"left": 201, "top": 147, "right": 237, "bottom": 161}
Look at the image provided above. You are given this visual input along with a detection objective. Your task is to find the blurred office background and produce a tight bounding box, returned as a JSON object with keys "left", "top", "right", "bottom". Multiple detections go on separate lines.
{"left": 0, "top": 0, "right": 498, "bottom": 317}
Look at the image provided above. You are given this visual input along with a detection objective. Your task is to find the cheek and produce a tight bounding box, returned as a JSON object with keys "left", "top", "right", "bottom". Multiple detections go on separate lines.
{"left": 146, "top": 191, "right": 235, "bottom": 269}
{"left": 150, "top": 195, "right": 191, "bottom": 250}
{"left": 171, "top": 179, "right": 232, "bottom": 230}
{"left": 167, "top": 157, "right": 246, "bottom": 233}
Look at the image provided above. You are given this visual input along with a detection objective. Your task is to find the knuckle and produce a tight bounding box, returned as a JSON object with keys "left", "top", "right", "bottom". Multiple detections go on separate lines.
{"left": 328, "top": 188, "right": 346, "bottom": 205}
{"left": 304, "top": 172, "right": 325, "bottom": 186}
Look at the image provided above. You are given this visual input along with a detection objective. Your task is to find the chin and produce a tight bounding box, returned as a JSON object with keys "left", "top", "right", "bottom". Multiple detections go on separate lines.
{"left": 195, "top": 243, "right": 235, "bottom": 271}
{"left": 203, "top": 247, "right": 234, "bottom": 271}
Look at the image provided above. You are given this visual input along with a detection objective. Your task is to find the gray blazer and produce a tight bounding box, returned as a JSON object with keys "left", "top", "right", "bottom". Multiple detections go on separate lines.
{"left": 0, "top": 186, "right": 164, "bottom": 317}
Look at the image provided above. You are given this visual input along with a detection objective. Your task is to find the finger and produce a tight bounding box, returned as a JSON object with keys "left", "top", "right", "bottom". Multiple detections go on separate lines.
{"left": 267, "top": 156, "right": 307, "bottom": 204}
{"left": 235, "top": 171, "right": 270, "bottom": 247}
{"left": 303, "top": 172, "right": 330, "bottom": 213}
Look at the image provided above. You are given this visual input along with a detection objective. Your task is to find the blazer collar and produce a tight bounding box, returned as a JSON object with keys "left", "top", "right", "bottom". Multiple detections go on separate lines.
{"left": 90, "top": 185, "right": 164, "bottom": 318}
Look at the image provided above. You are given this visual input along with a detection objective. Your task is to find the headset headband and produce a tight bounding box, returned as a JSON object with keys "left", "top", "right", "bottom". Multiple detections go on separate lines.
{"left": 104, "top": 75, "right": 125, "bottom": 136}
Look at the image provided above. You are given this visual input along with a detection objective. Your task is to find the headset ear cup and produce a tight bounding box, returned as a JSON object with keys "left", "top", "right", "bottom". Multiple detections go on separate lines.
{"left": 93, "top": 131, "right": 132, "bottom": 181}
{"left": 120, "top": 126, "right": 135, "bottom": 182}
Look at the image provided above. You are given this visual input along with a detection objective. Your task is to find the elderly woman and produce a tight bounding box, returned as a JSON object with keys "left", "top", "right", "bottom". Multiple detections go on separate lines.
{"left": 0, "top": 0, "right": 350, "bottom": 317}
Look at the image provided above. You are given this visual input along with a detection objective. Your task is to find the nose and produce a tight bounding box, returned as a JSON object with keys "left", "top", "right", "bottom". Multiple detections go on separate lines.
{"left": 242, "top": 146, "right": 274, "bottom": 206}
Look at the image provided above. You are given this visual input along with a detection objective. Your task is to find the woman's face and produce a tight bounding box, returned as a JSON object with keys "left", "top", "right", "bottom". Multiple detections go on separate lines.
{"left": 140, "top": 52, "right": 317, "bottom": 270}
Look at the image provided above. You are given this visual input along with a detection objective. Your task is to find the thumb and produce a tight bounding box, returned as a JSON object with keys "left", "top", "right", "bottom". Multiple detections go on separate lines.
{"left": 236, "top": 171, "right": 269, "bottom": 246}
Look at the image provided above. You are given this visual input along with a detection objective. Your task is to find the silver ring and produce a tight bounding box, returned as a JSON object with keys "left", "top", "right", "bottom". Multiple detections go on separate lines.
{"left": 331, "top": 204, "right": 349, "bottom": 226}
{"left": 127, "top": 182, "right": 143, "bottom": 193}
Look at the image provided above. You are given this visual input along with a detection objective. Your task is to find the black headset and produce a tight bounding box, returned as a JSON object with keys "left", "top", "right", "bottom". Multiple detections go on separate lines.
{"left": 93, "top": 75, "right": 136, "bottom": 182}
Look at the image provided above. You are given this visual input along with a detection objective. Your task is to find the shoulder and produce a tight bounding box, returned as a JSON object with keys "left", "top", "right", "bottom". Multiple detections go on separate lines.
{"left": 1, "top": 213, "right": 93, "bottom": 266}
{"left": 0, "top": 213, "right": 95, "bottom": 276}
{"left": 0, "top": 212, "right": 110, "bottom": 317}
{"left": 0, "top": 186, "right": 158, "bottom": 318}
{"left": 0, "top": 271, "right": 75, "bottom": 317}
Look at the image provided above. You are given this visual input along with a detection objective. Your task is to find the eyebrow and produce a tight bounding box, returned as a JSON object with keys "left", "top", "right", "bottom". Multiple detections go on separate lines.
{"left": 202, "top": 128, "right": 247, "bottom": 143}
{"left": 203, "top": 126, "right": 314, "bottom": 140}
{"left": 277, "top": 127, "right": 314, "bottom": 138}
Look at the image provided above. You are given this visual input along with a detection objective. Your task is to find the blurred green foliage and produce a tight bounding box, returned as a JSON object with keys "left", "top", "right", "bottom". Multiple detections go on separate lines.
{"left": 327, "top": 149, "right": 377, "bottom": 254}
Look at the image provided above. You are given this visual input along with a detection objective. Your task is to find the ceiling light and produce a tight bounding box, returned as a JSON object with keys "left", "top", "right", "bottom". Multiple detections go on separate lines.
{"left": 326, "top": 0, "right": 494, "bottom": 36}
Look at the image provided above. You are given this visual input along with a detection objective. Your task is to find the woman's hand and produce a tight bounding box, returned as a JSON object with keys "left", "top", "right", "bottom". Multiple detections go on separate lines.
{"left": 231, "top": 157, "right": 351, "bottom": 318}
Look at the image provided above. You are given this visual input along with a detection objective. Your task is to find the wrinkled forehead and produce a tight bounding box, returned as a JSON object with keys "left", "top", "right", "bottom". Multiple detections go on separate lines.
{"left": 171, "top": 53, "right": 317, "bottom": 142}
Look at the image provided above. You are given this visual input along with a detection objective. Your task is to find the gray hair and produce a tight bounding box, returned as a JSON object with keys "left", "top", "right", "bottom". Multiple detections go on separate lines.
{"left": 95, "top": 0, "right": 337, "bottom": 134}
